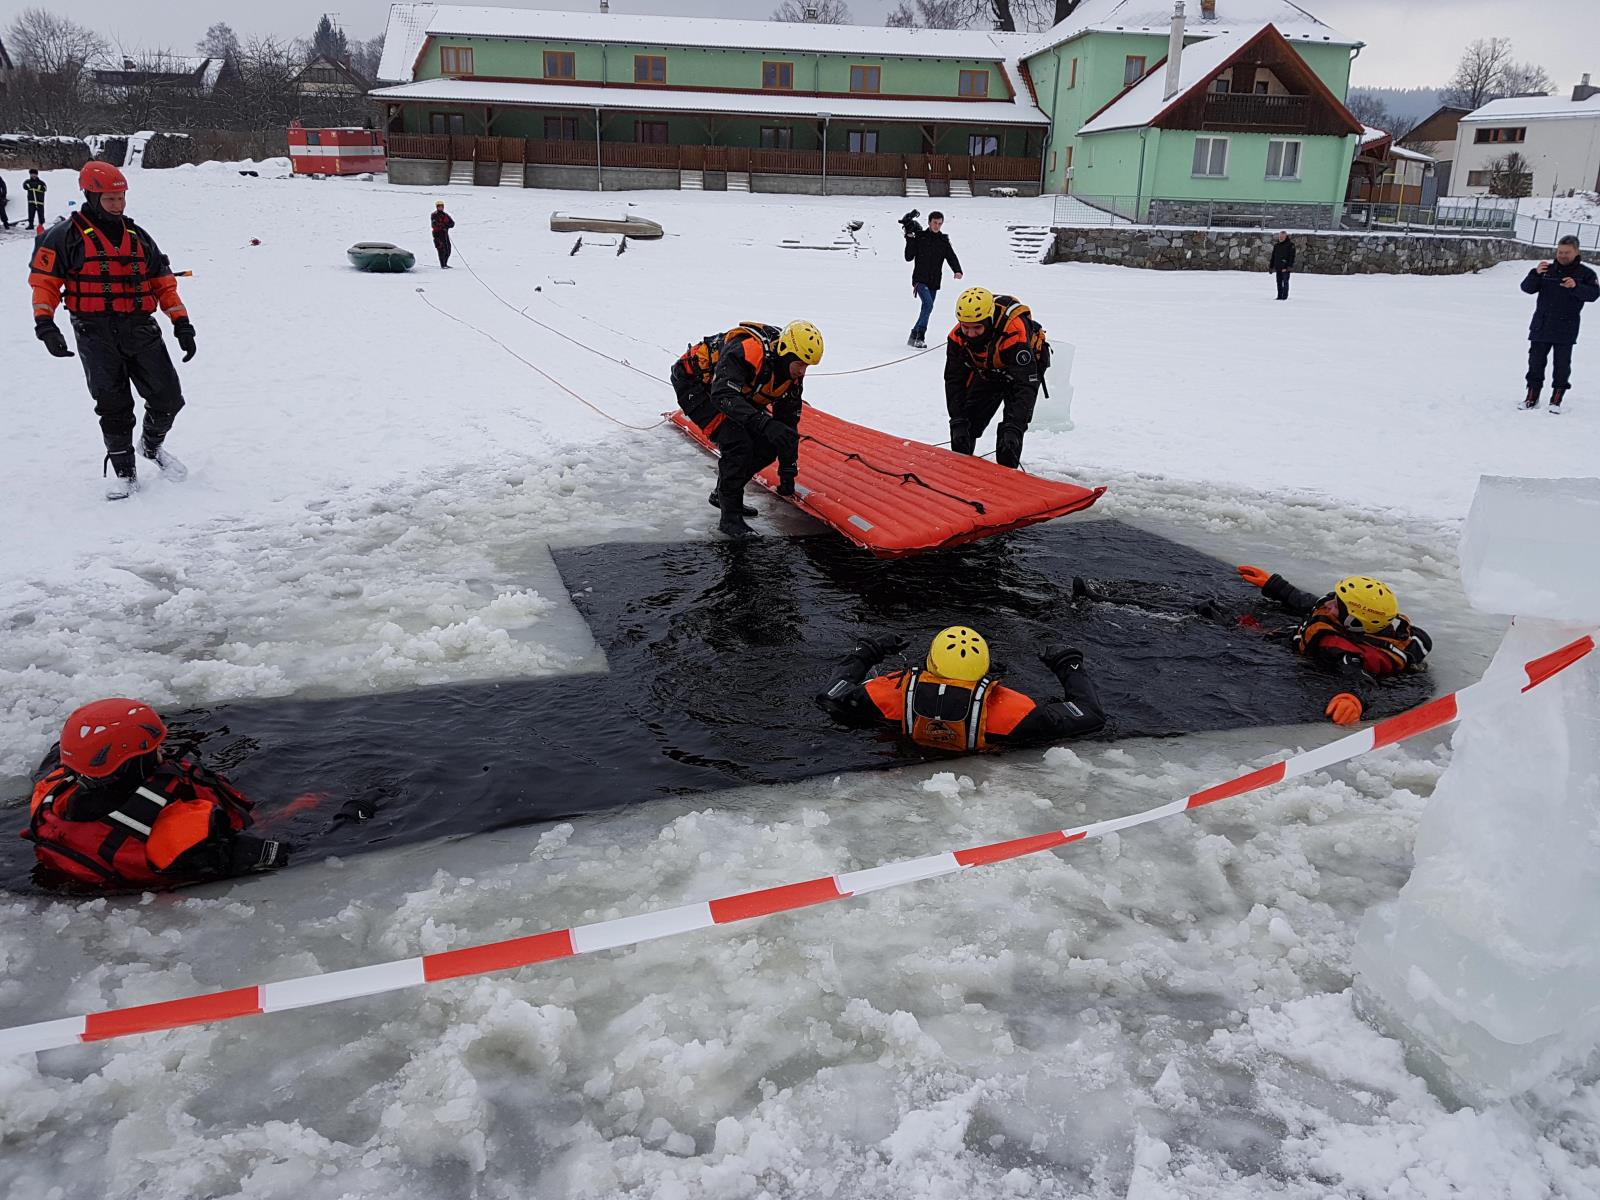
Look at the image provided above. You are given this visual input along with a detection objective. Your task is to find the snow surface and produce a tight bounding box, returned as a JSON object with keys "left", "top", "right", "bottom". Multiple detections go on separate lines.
{"left": 1026, "top": 0, "right": 1357, "bottom": 55}
{"left": 3, "top": 168, "right": 1599, "bottom": 1198}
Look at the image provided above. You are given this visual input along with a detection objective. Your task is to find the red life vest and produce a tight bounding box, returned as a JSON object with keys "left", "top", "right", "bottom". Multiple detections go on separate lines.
{"left": 62, "top": 212, "right": 155, "bottom": 317}
{"left": 24, "top": 759, "right": 253, "bottom": 889}
{"left": 1294, "top": 613, "right": 1413, "bottom": 676}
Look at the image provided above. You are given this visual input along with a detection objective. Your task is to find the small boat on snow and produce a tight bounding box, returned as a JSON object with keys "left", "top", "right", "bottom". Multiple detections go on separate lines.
{"left": 346, "top": 242, "right": 416, "bottom": 272}
{"left": 549, "top": 212, "right": 664, "bottom": 239}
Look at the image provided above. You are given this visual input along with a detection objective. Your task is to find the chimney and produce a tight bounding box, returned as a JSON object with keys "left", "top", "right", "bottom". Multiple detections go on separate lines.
{"left": 599, "top": 0, "right": 608, "bottom": 10}
{"left": 1199, "top": 0, "right": 1216, "bottom": 18}
{"left": 1163, "top": 1, "right": 1186, "bottom": 101}
{"left": 803, "top": 4, "right": 820, "bottom": 19}
{"left": 1574, "top": 72, "right": 1598, "bottom": 102}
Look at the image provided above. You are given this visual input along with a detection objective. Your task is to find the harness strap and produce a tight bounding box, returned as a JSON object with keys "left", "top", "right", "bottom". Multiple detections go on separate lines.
{"left": 965, "top": 679, "right": 993, "bottom": 751}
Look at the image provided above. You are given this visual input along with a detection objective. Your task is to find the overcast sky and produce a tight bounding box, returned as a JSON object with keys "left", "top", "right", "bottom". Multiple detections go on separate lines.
{"left": 24, "top": 0, "right": 1600, "bottom": 90}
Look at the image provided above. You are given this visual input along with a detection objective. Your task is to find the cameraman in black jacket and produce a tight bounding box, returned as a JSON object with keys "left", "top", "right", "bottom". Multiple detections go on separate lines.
{"left": 902, "top": 210, "right": 962, "bottom": 349}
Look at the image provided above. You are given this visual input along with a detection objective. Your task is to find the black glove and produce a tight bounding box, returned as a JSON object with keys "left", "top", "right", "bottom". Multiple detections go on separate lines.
{"left": 172, "top": 318, "right": 197, "bottom": 362}
{"left": 229, "top": 835, "right": 290, "bottom": 873}
{"left": 35, "top": 318, "right": 73, "bottom": 358}
{"left": 776, "top": 472, "right": 796, "bottom": 498}
{"left": 855, "top": 633, "right": 909, "bottom": 662}
{"left": 1040, "top": 645, "right": 1084, "bottom": 672}
{"left": 762, "top": 416, "right": 801, "bottom": 456}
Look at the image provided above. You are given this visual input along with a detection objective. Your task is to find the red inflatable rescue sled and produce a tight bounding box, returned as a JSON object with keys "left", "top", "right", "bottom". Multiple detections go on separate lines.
{"left": 670, "top": 405, "right": 1105, "bottom": 557}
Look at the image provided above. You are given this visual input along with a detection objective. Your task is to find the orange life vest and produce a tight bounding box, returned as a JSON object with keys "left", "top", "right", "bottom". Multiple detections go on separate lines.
{"left": 24, "top": 760, "right": 253, "bottom": 889}
{"left": 863, "top": 668, "right": 1004, "bottom": 752}
{"left": 1294, "top": 613, "right": 1414, "bottom": 676}
{"left": 679, "top": 324, "right": 795, "bottom": 432}
{"left": 61, "top": 212, "right": 156, "bottom": 316}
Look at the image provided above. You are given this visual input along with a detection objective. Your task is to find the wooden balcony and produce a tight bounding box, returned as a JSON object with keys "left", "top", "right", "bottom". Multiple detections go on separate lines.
{"left": 1201, "top": 93, "right": 1311, "bottom": 131}
{"left": 386, "top": 133, "right": 1039, "bottom": 184}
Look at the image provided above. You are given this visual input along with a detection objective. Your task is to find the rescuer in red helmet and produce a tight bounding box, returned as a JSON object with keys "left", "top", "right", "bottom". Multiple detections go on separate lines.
{"left": 24, "top": 699, "right": 289, "bottom": 892}
{"left": 27, "top": 160, "right": 198, "bottom": 500}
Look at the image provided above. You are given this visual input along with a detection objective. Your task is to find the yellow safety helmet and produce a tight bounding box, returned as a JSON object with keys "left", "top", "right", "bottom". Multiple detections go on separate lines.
{"left": 1334, "top": 576, "right": 1398, "bottom": 633}
{"left": 927, "top": 625, "right": 990, "bottom": 682}
{"left": 954, "top": 287, "right": 996, "bottom": 324}
{"left": 775, "top": 320, "right": 824, "bottom": 365}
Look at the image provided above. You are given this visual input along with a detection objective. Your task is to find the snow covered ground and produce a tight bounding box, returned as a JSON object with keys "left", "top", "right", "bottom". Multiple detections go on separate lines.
{"left": 3, "top": 164, "right": 1599, "bottom": 1198}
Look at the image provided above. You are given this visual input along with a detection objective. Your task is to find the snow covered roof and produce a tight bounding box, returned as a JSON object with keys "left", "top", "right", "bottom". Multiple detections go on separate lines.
{"left": 1025, "top": 0, "right": 1357, "bottom": 57}
{"left": 1460, "top": 94, "right": 1600, "bottom": 123}
{"left": 370, "top": 76, "right": 1050, "bottom": 125}
{"left": 1079, "top": 25, "right": 1253, "bottom": 133}
{"left": 377, "top": 2, "right": 1032, "bottom": 84}
{"left": 1390, "top": 143, "right": 1433, "bottom": 163}
{"left": 1360, "top": 124, "right": 1388, "bottom": 147}
{"left": 378, "top": 3, "right": 437, "bottom": 83}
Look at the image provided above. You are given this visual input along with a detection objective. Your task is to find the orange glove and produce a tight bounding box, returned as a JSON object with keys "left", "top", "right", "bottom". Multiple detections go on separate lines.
{"left": 1325, "top": 693, "right": 1363, "bottom": 726}
{"left": 1237, "top": 565, "right": 1271, "bottom": 588}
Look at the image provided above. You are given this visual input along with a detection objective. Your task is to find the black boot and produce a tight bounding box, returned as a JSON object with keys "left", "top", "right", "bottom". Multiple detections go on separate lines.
{"left": 708, "top": 490, "right": 758, "bottom": 518}
{"left": 1522, "top": 386, "right": 1541, "bottom": 410}
{"left": 718, "top": 509, "right": 758, "bottom": 540}
{"left": 103, "top": 449, "right": 137, "bottom": 501}
{"left": 1550, "top": 388, "right": 1566, "bottom": 413}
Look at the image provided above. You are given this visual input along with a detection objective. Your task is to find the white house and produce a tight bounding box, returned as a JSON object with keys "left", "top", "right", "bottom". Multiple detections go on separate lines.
{"left": 1450, "top": 80, "right": 1600, "bottom": 198}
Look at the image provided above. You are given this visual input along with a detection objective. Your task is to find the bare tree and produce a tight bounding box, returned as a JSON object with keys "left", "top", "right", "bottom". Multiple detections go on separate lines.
{"left": 5, "top": 8, "right": 106, "bottom": 75}
{"left": 1488, "top": 151, "right": 1534, "bottom": 198}
{"left": 887, "top": 1, "right": 965, "bottom": 28}
{"left": 350, "top": 33, "right": 386, "bottom": 81}
{"left": 1498, "top": 60, "right": 1553, "bottom": 96}
{"left": 1441, "top": 37, "right": 1512, "bottom": 109}
{"left": 1345, "top": 92, "right": 1394, "bottom": 133}
{"left": 197, "top": 21, "right": 241, "bottom": 59}
{"left": 1054, "top": 0, "right": 1082, "bottom": 22}
{"left": 887, "top": 0, "right": 1052, "bottom": 31}
{"left": 772, "top": 0, "right": 853, "bottom": 20}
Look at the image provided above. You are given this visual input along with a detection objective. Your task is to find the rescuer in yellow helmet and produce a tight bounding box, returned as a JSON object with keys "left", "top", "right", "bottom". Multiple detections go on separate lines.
{"left": 944, "top": 286, "right": 1050, "bottom": 469}
{"left": 818, "top": 625, "right": 1104, "bottom": 753}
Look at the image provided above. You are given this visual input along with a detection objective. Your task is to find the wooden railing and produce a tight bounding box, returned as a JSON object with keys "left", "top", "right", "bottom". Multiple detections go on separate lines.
{"left": 385, "top": 134, "right": 1041, "bottom": 183}
{"left": 1202, "top": 93, "right": 1311, "bottom": 130}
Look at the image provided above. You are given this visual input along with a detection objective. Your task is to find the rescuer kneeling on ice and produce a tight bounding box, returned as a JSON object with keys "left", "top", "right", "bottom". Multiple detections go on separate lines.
{"left": 671, "top": 319, "right": 824, "bottom": 540}
{"left": 28, "top": 162, "right": 197, "bottom": 500}
{"left": 945, "top": 287, "right": 1048, "bottom": 469}
{"left": 24, "top": 699, "right": 289, "bottom": 892}
{"left": 818, "top": 626, "right": 1105, "bottom": 752}
{"left": 1235, "top": 568, "right": 1432, "bottom": 726}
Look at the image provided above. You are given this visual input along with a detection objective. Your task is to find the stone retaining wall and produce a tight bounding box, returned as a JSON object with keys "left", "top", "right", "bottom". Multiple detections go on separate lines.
{"left": 1048, "top": 226, "right": 1533, "bottom": 274}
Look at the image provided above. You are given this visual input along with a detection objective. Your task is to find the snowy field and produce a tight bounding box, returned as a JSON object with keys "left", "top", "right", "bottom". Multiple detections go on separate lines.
{"left": 3, "top": 162, "right": 1599, "bottom": 1199}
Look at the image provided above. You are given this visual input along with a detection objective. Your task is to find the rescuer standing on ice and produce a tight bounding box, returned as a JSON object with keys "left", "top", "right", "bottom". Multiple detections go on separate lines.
{"left": 28, "top": 161, "right": 197, "bottom": 500}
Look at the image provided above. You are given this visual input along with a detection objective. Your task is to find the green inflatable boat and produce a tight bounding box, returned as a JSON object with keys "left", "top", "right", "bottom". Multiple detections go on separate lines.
{"left": 347, "top": 242, "right": 416, "bottom": 273}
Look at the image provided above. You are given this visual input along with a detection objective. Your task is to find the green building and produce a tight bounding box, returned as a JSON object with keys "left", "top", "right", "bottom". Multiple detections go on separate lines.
{"left": 372, "top": 0, "right": 1364, "bottom": 217}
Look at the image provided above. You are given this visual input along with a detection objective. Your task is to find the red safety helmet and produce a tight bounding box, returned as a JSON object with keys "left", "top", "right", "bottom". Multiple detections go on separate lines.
{"left": 59, "top": 698, "right": 167, "bottom": 779}
{"left": 80, "top": 161, "right": 129, "bottom": 196}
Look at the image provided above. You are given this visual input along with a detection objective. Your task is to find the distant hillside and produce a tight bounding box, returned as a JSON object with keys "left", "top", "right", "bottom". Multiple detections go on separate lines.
{"left": 1348, "top": 86, "right": 1444, "bottom": 125}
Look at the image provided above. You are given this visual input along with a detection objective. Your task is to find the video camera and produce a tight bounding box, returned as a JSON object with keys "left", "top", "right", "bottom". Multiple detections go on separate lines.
{"left": 898, "top": 209, "right": 923, "bottom": 237}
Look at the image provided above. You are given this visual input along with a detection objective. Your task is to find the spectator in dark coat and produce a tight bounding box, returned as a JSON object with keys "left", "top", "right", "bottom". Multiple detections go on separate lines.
{"left": 1520, "top": 235, "right": 1600, "bottom": 412}
{"left": 904, "top": 211, "right": 962, "bottom": 349}
{"left": 0, "top": 173, "right": 10, "bottom": 229}
{"left": 1269, "top": 231, "right": 1295, "bottom": 300}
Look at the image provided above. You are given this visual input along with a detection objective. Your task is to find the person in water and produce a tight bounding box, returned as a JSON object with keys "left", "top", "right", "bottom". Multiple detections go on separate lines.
{"left": 24, "top": 698, "right": 289, "bottom": 891}
{"left": 817, "top": 625, "right": 1105, "bottom": 752}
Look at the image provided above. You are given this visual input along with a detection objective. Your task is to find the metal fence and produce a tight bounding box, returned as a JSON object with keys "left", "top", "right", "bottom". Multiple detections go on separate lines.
{"left": 1052, "top": 194, "right": 1523, "bottom": 234}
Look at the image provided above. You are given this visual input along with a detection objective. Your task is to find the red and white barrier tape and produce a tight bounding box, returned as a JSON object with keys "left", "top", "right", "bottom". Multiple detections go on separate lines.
{"left": 2, "top": 635, "right": 1592, "bottom": 1058}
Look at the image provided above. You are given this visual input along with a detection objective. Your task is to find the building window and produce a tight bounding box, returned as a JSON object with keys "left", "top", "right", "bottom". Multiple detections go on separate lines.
{"left": 959, "top": 69, "right": 989, "bottom": 97}
{"left": 1211, "top": 78, "right": 1230, "bottom": 94}
{"left": 1254, "top": 80, "right": 1269, "bottom": 94}
{"left": 1473, "top": 126, "right": 1526, "bottom": 144}
{"left": 968, "top": 134, "right": 998, "bottom": 156}
{"left": 847, "top": 130, "right": 879, "bottom": 153}
{"left": 1265, "top": 138, "right": 1302, "bottom": 179}
{"left": 1192, "top": 135, "right": 1228, "bottom": 177}
{"left": 760, "top": 126, "right": 794, "bottom": 149}
{"left": 1466, "top": 170, "right": 1492, "bottom": 187}
{"left": 850, "top": 65, "right": 880, "bottom": 93}
{"left": 1069, "top": 58, "right": 1077, "bottom": 88}
{"left": 544, "top": 116, "right": 578, "bottom": 141}
{"left": 635, "top": 121, "right": 669, "bottom": 144}
{"left": 1124, "top": 56, "right": 1147, "bottom": 86}
{"left": 634, "top": 55, "right": 665, "bottom": 84}
{"left": 440, "top": 47, "right": 474, "bottom": 76}
{"left": 544, "top": 51, "right": 575, "bottom": 80}
{"left": 429, "top": 112, "right": 466, "bottom": 135}
{"left": 763, "top": 60, "right": 795, "bottom": 90}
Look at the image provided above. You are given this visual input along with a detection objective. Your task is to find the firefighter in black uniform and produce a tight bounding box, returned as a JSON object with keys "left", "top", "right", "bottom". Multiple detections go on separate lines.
{"left": 24, "top": 168, "right": 46, "bottom": 228}
{"left": 818, "top": 626, "right": 1105, "bottom": 753}
{"left": 670, "top": 319, "right": 824, "bottom": 540}
{"left": 28, "top": 161, "right": 196, "bottom": 500}
{"left": 431, "top": 200, "right": 455, "bottom": 268}
{"left": 944, "top": 286, "right": 1045, "bottom": 469}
